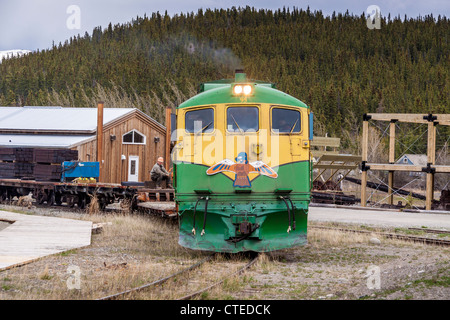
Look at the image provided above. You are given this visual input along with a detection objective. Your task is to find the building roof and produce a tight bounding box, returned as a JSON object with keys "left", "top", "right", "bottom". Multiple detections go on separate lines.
{"left": 0, "top": 134, "right": 93, "bottom": 148}
{"left": 396, "top": 154, "right": 427, "bottom": 166}
{"left": 0, "top": 106, "right": 137, "bottom": 133}
{"left": 0, "top": 106, "right": 166, "bottom": 149}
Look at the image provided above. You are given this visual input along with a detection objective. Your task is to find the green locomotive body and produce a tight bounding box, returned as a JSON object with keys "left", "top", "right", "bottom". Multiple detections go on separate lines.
{"left": 173, "top": 71, "right": 312, "bottom": 252}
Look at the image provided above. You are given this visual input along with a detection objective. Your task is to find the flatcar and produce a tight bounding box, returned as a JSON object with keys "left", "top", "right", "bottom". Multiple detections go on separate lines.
{"left": 0, "top": 178, "right": 137, "bottom": 210}
{"left": 0, "top": 159, "right": 137, "bottom": 210}
{"left": 173, "top": 70, "right": 313, "bottom": 253}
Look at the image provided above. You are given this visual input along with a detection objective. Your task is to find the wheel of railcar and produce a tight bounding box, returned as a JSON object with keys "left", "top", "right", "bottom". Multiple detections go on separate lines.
{"left": 48, "top": 192, "right": 55, "bottom": 206}
{"left": 54, "top": 193, "right": 62, "bottom": 206}
{"left": 0, "top": 188, "right": 8, "bottom": 203}
{"left": 98, "top": 197, "right": 107, "bottom": 210}
{"left": 67, "top": 196, "right": 76, "bottom": 208}
{"left": 130, "top": 197, "right": 138, "bottom": 211}
{"left": 37, "top": 192, "right": 46, "bottom": 205}
{"left": 77, "top": 195, "right": 86, "bottom": 209}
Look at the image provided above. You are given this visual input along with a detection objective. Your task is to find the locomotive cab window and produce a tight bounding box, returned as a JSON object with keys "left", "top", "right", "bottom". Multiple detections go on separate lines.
{"left": 185, "top": 108, "right": 214, "bottom": 134}
{"left": 272, "top": 108, "right": 301, "bottom": 133}
{"left": 226, "top": 106, "right": 259, "bottom": 133}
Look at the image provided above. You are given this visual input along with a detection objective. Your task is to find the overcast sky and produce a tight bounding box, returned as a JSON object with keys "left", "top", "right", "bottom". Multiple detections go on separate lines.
{"left": 1, "top": 0, "right": 449, "bottom": 51}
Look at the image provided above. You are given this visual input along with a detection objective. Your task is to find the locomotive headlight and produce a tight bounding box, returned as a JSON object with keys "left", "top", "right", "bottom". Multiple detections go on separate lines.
{"left": 243, "top": 85, "right": 252, "bottom": 95}
{"left": 233, "top": 85, "right": 243, "bottom": 95}
{"left": 233, "top": 84, "right": 253, "bottom": 95}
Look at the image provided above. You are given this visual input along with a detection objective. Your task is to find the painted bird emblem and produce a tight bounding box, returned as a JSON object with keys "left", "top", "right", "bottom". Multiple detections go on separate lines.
{"left": 206, "top": 152, "right": 278, "bottom": 188}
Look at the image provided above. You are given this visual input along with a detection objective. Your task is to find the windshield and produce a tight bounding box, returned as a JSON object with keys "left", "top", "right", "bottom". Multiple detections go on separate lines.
{"left": 226, "top": 107, "right": 259, "bottom": 132}
{"left": 185, "top": 108, "right": 214, "bottom": 133}
{"left": 272, "top": 108, "right": 301, "bottom": 133}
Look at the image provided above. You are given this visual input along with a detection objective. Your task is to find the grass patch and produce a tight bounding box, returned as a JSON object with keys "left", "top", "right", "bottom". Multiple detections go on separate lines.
{"left": 413, "top": 276, "right": 450, "bottom": 288}
{"left": 59, "top": 250, "right": 77, "bottom": 257}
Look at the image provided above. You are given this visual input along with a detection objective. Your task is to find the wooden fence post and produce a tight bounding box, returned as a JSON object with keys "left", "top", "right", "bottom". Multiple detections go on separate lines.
{"left": 361, "top": 116, "right": 369, "bottom": 207}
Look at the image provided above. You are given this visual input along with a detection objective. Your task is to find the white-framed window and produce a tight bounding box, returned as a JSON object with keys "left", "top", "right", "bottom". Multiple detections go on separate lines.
{"left": 122, "top": 129, "right": 146, "bottom": 145}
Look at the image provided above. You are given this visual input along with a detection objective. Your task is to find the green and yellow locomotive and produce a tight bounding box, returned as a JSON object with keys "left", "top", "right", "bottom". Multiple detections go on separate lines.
{"left": 173, "top": 70, "right": 312, "bottom": 253}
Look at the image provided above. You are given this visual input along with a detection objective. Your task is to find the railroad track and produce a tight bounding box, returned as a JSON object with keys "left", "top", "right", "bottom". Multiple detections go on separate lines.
{"left": 0, "top": 199, "right": 130, "bottom": 214}
{"left": 310, "top": 226, "right": 450, "bottom": 247}
{"left": 97, "top": 253, "right": 259, "bottom": 300}
{"left": 407, "top": 227, "right": 450, "bottom": 235}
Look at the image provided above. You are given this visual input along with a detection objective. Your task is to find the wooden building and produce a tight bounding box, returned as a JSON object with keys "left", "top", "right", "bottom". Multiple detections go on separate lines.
{"left": 0, "top": 106, "right": 167, "bottom": 184}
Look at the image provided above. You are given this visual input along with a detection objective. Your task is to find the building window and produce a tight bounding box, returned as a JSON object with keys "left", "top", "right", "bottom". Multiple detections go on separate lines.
{"left": 122, "top": 130, "right": 146, "bottom": 145}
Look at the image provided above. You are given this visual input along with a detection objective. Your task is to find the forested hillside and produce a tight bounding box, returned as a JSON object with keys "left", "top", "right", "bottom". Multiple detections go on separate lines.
{"left": 0, "top": 7, "right": 448, "bottom": 153}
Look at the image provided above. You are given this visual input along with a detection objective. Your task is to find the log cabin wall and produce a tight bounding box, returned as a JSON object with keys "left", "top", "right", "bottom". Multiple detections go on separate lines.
{"left": 73, "top": 110, "right": 166, "bottom": 184}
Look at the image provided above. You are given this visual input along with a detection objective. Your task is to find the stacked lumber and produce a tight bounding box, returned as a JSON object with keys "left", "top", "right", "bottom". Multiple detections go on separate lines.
{"left": 33, "top": 149, "right": 78, "bottom": 164}
{"left": 0, "top": 162, "right": 16, "bottom": 178}
{"left": 34, "top": 163, "right": 63, "bottom": 181}
{"left": 0, "top": 162, "right": 34, "bottom": 178}
{"left": 0, "top": 148, "right": 78, "bottom": 181}
{"left": 0, "top": 148, "right": 34, "bottom": 162}
{"left": 0, "top": 148, "right": 34, "bottom": 178}
{"left": 33, "top": 149, "right": 78, "bottom": 181}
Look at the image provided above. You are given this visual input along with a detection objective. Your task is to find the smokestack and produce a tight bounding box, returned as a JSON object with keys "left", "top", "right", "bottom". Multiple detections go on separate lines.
{"left": 97, "top": 101, "right": 104, "bottom": 181}
{"left": 235, "top": 69, "right": 246, "bottom": 82}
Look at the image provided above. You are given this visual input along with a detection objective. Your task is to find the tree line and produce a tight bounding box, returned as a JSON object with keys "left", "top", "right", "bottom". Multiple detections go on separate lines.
{"left": 0, "top": 6, "right": 448, "bottom": 154}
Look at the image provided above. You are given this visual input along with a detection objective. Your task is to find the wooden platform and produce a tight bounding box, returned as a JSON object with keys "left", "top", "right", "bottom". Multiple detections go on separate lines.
{"left": 137, "top": 201, "right": 177, "bottom": 218}
{"left": 137, "top": 188, "right": 174, "bottom": 202}
{"left": 0, "top": 211, "right": 92, "bottom": 271}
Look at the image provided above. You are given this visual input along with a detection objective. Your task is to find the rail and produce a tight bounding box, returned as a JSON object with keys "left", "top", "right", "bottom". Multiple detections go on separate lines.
{"left": 97, "top": 253, "right": 259, "bottom": 300}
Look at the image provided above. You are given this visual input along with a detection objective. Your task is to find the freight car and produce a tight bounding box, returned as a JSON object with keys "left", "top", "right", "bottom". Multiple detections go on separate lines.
{"left": 0, "top": 178, "right": 137, "bottom": 209}
{"left": 172, "top": 70, "right": 313, "bottom": 253}
{"left": 0, "top": 148, "right": 136, "bottom": 209}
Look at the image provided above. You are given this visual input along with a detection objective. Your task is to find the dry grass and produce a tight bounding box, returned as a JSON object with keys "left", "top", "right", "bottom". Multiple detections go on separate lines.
{"left": 307, "top": 227, "right": 375, "bottom": 246}
{"left": 0, "top": 213, "right": 206, "bottom": 300}
{"left": 87, "top": 193, "right": 100, "bottom": 215}
{"left": 306, "top": 221, "right": 437, "bottom": 248}
{"left": 132, "top": 255, "right": 249, "bottom": 300}
{"left": 0, "top": 211, "right": 448, "bottom": 300}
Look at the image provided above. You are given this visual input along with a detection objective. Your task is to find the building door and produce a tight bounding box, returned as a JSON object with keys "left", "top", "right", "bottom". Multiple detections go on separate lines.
{"left": 128, "top": 155, "right": 139, "bottom": 182}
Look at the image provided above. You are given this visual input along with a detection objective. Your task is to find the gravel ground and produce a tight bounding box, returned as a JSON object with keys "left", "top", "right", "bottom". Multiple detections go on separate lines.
{"left": 0, "top": 203, "right": 448, "bottom": 300}
{"left": 240, "top": 234, "right": 449, "bottom": 300}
